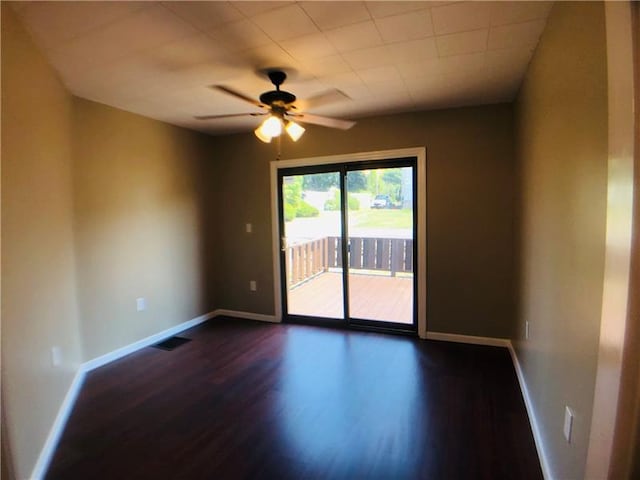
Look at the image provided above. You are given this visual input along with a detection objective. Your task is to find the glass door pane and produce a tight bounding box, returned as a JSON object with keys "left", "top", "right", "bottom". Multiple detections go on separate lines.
{"left": 346, "top": 166, "right": 414, "bottom": 325}
{"left": 281, "top": 171, "right": 344, "bottom": 319}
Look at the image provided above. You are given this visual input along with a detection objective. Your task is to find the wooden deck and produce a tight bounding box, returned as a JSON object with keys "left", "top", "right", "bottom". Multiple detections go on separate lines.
{"left": 287, "top": 271, "right": 413, "bottom": 324}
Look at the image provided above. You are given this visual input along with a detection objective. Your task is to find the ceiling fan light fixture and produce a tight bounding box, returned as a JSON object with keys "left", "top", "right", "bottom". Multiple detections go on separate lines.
{"left": 260, "top": 115, "right": 282, "bottom": 138}
{"left": 285, "top": 120, "right": 305, "bottom": 142}
{"left": 254, "top": 125, "right": 272, "bottom": 143}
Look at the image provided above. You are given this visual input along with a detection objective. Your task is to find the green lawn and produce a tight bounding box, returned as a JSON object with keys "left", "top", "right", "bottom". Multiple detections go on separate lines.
{"left": 348, "top": 208, "right": 413, "bottom": 229}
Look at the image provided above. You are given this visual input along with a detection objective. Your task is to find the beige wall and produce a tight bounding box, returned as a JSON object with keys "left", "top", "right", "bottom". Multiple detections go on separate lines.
{"left": 209, "top": 104, "right": 517, "bottom": 338}
{"left": 1, "top": 6, "right": 216, "bottom": 476}
{"left": 1, "top": 5, "right": 83, "bottom": 478}
{"left": 73, "top": 98, "right": 213, "bottom": 360}
{"left": 514, "top": 2, "right": 608, "bottom": 479}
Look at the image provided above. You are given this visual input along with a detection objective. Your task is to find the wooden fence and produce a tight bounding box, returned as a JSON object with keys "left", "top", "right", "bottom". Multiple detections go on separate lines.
{"left": 285, "top": 236, "right": 413, "bottom": 287}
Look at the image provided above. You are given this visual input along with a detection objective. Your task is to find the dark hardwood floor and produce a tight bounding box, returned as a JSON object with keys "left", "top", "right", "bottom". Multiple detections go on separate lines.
{"left": 46, "top": 318, "right": 542, "bottom": 479}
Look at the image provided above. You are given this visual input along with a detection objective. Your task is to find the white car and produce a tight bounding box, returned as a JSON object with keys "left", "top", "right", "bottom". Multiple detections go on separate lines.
{"left": 371, "top": 194, "right": 392, "bottom": 209}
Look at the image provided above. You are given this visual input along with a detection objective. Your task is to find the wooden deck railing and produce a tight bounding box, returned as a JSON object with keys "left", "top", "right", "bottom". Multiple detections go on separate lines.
{"left": 285, "top": 236, "right": 413, "bottom": 287}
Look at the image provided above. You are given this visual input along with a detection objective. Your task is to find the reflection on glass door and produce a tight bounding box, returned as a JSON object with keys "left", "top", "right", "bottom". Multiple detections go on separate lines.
{"left": 281, "top": 171, "right": 344, "bottom": 319}
{"left": 346, "top": 166, "right": 414, "bottom": 324}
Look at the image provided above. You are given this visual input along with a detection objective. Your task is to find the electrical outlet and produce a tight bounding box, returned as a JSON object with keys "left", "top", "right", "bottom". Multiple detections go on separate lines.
{"left": 136, "top": 297, "right": 146, "bottom": 312}
{"left": 525, "top": 321, "right": 530, "bottom": 340}
{"left": 249, "top": 280, "right": 257, "bottom": 291}
{"left": 246, "top": 223, "right": 252, "bottom": 233}
{"left": 563, "top": 406, "right": 574, "bottom": 443}
{"left": 51, "top": 346, "right": 62, "bottom": 367}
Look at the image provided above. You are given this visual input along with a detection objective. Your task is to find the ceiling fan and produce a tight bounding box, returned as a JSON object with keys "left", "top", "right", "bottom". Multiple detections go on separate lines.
{"left": 195, "top": 69, "right": 356, "bottom": 143}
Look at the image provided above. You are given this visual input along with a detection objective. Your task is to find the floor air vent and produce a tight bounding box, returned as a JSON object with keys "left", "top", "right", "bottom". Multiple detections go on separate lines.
{"left": 152, "top": 336, "right": 191, "bottom": 351}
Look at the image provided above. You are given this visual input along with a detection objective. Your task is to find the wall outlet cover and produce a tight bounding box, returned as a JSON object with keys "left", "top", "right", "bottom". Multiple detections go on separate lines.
{"left": 51, "top": 346, "right": 62, "bottom": 367}
{"left": 563, "top": 406, "right": 574, "bottom": 443}
{"left": 249, "top": 280, "right": 257, "bottom": 291}
{"left": 136, "top": 297, "right": 146, "bottom": 312}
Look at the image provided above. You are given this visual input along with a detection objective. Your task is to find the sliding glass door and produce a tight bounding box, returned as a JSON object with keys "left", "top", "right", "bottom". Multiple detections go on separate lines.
{"left": 278, "top": 158, "right": 417, "bottom": 332}
{"left": 280, "top": 169, "right": 344, "bottom": 320}
{"left": 346, "top": 165, "right": 415, "bottom": 325}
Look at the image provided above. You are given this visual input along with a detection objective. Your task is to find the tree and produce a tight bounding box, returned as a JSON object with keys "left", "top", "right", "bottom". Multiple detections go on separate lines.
{"left": 347, "top": 171, "right": 367, "bottom": 192}
{"left": 283, "top": 176, "right": 302, "bottom": 210}
{"left": 382, "top": 169, "right": 402, "bottom": 185}
{"left": 302, "top": 173, "right": 337, "bottom": 191}
{"left": 283, "top": 176, "right": 319, "bottom": 220}
{"left": 381, "top": 168, "right": 402, "bottom": 203}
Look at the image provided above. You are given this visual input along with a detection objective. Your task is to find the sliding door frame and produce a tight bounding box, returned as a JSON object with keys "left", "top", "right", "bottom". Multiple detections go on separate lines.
{"left": 277, "top": 164, "right": 348, "bottom": 327}
{"left": 270, "top": 147, "right": 427, "bottom": 338}
{"left": 343, "top": 158, "right": 417, "bottom": 333}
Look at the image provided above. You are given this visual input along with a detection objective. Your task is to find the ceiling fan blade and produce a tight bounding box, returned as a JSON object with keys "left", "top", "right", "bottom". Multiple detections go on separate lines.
{"left": 210, "top": 85, "right": 265, "bottom": 108}
{"left": 194, "top": 112, "right": 266, "bottom": 120}
{"left": 294, "top": 89, "right": 351, "bottom": 111}
{"left": 292, "top": 113, "right": 356, "bottom": 130}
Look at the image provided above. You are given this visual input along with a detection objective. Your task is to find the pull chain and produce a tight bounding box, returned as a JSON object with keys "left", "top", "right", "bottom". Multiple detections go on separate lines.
{"left": 276, "top": 134, "right": 282, "bottom": 161}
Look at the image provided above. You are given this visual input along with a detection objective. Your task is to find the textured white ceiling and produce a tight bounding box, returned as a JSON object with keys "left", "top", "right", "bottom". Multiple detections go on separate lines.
{"left": 12, "top": 1, "right": 552, "bottom": 135}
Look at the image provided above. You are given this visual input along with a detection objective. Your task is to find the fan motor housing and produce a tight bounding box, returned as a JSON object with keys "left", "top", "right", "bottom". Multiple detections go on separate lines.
{"left": 260, "top": 90, "right": 296, "bottom": 106}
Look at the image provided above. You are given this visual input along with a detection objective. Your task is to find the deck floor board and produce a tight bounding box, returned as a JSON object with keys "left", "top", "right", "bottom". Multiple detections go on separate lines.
{"left": 288, "top": 272, "right": 413, "bottom": 324}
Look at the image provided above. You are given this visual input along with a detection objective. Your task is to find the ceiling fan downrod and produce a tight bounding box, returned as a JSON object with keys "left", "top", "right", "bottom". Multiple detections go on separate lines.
{"left": 259, "top": 70, "right": 296, "bottom": 106}
{"left": 267, "top": 70, "right": 287, "bottom": 91}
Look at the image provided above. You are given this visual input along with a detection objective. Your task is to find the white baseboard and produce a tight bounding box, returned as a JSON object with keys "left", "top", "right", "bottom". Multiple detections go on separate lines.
{"left": 83, "top": 311, "right": 216, "bottom": 372}
{"left": 508, "top": 342, "right": 553, "bottom": 480}
{"left": 30, "top": 368, "right": 86, "bottom": 480}
{"left": 32, "top": 310, "right": 218, "bottom": 478}
{"left": 426, "top": 331, "right": 510, "bottom": 347}
{"left": 32, "top": 315, "right": 547, "bottom": 480}
{"left": 82, "top": 308, "right": 278, "bottom": 374}
{"left": 427, "top": 332, "right": 549, "bottom": 479}
{"left": 213, "top": 309, "right": 279, "bottom": 323}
